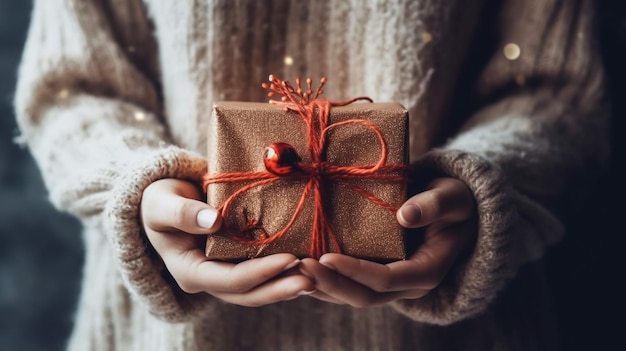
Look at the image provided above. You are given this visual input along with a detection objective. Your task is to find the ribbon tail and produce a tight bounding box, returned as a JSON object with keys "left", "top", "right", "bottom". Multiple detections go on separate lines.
{"left": 310, "top": 177, "right": 342, "bottom": 259}
{"left": 336, "top": 180, "right": 401, "bottom": 212}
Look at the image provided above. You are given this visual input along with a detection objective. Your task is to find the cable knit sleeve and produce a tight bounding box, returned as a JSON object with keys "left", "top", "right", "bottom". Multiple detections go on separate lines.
{"left": 392, "top": 0, "right": 610, "bottom": 324}
{"left": 14, "top": 0, "right": 212, "bottom": 322}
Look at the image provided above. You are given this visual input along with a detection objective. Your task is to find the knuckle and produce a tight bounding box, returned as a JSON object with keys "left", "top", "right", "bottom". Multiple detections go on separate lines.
{"left": 423, "top": 189, "right": 444, "bottom": 216}
{"left": 172, "top": 253, "right": 204, "bottom": 294}
{"left": 176, "top": 276, "right": 199, "bottom": 294}
{"left": 172, "top": 200, "right": 194, "bottom": 229}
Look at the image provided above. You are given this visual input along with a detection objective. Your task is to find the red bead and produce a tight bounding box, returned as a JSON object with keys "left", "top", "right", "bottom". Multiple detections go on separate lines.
{"left": 263, "top": 142, "right": 302, "bottom": 176}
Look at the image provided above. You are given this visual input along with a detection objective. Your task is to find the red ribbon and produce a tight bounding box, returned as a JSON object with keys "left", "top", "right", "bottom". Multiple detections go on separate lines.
{"left": 203, "top": 75, "right": 411, "bottom": 259}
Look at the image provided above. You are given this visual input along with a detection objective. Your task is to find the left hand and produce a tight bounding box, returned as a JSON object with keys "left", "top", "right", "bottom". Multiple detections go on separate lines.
{"left": 141, "top": 178, "right": 315, "bottom": 307}
{"left": 299, "top": 177, "right": 477, "bottom": 307}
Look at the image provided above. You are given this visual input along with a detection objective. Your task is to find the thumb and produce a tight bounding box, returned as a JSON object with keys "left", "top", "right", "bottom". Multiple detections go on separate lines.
{"left": 396, "top": 178, "right": 475, "bottom": 229}
{"left": 141, "top": 178, "right": 223, "bottom": 234}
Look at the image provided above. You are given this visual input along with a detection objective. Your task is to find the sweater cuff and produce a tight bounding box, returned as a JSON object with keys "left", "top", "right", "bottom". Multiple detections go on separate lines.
{"left": 391, "top": 149, "right": 563, "bottom": 325}
{"left": 103, "top": 146, "right": 214, "bottom": 322}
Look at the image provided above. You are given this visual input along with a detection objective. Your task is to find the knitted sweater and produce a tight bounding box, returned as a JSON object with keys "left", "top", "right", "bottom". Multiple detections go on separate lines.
{"left": 14, "top": 0, "right": 610, "bottom": 350}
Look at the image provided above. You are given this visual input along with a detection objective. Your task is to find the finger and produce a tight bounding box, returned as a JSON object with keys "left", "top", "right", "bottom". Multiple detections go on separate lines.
{"left": 396, "top": 178, "right": 475, "bottom": 228}
{"left": 142, "top": 179, "right": 222, "bottom": 234}
{"left": 307, "top": 285, "right": 427, "bottom": 305}
{"left": 320, "top": 219, "right": 475, "bottom": 291}
{"left": 310, "top": 283, "right": 427, "bottom": 305}
{"left": 165, "top": 251, "right": 302, "bottom": 294}
{"left": 318, "top": 253, "right": 436, "bottom": 292}
{"left": 210, "top": 274, "right": 315, "bottom": 307}
{"left": 297, "top": 263, "right": 346, "bottom": 305}
{"left": 396, "top": 289, "right": 431, "bottom": 300}
{"left": 299, "top": 258, "right": 398, "bottom": 308}
{"left": 307, "top": 290, "right": 347, "bottom": 305}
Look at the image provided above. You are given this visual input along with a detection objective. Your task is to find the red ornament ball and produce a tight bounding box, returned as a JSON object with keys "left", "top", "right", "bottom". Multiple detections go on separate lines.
{"left": 263, "top": 142, "right": 302, "bottom": 176}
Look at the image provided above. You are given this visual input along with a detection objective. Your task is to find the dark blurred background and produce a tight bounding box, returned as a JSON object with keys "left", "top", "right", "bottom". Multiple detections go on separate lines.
{"left": 0, "top": 1, "right": 624, "bottom": 350}
{"left": 0, "top": 1, "right": 84, "bottom": 351}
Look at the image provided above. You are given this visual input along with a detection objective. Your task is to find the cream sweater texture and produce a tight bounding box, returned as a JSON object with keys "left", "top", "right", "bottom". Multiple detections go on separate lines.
{"left": 15, "top": 0, "right": 610, "bottom": 350}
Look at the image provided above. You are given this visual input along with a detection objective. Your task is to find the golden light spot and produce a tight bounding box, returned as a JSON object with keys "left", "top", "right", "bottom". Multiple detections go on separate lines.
{"left": 57, "top": 89, "right": 69, "bottom": 99}
{"left": 283, "top": 56, "right": 294, "bottom": 66}
{"left": 134, "top": 111, "right": 146, "bottom": 121}
{"left": 503, "top": 43, "right": 521, "bottom": 60}
{"left": 421, "top": 32, "right": 433, "bottom": 44}
{"left": 515, "top": 74, "right": 526, "bottom": 86}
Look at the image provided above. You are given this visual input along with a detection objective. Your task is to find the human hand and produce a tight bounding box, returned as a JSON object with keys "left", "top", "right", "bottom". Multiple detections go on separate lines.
{"left": 299, "top": 177, "right": 477, "bottom": 307}
{"left": 140, "top": 178, "right": 315, "bottom": 307}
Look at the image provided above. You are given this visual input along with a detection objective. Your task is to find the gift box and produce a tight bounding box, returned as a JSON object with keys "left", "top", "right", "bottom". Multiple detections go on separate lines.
{"left": 204, "top": 77, "right": 410, "bottom": 263}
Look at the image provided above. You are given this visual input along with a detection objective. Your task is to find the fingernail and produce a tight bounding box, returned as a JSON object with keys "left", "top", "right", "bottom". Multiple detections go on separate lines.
{"left": 283, "top": 259, "right": 301, "bottom": 271}
{"left": 298, "top": 289, "right": 316, "bottom": 296}
{"left": 197, "top": 209, "right": 218, "bottom": 229}
{"left": 399, "top": 204, "right": 421, "bottom": 225}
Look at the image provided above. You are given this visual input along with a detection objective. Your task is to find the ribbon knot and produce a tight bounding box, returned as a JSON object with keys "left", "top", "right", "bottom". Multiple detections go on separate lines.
{"left": 203, "top": 75, "right": 411, "bottom": 259}
{"left": 308, "top": 162, "right": 330, "bottom": 176}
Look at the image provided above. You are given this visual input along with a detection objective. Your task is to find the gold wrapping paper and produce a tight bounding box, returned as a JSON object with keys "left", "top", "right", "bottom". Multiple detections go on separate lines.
{"left": 206, "top": 101, "right": 409, "bottom": 263}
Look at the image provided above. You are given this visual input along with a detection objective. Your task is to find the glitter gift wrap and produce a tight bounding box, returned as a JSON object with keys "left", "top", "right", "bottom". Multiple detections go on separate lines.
{"left": 204, "top": 82, "right": 409, "bottom": 263}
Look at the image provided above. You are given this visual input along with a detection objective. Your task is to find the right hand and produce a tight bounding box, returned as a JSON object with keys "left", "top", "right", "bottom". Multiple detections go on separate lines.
{"left": 140, "top": 178, "right": 315, "bottom": 307}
